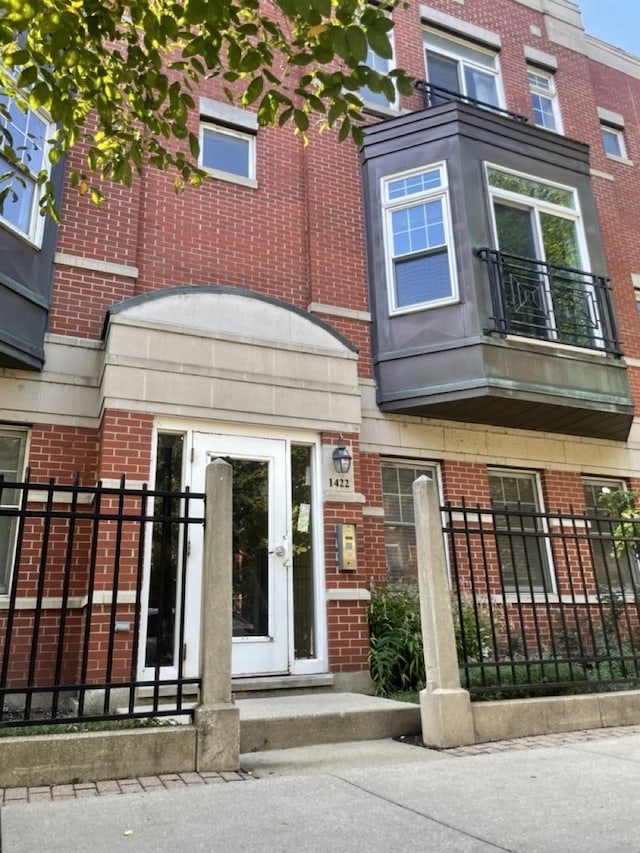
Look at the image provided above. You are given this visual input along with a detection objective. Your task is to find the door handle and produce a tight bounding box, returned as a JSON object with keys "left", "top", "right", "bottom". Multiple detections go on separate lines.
{"left": 269, "top": 545, "right": 286, "bottom": 557}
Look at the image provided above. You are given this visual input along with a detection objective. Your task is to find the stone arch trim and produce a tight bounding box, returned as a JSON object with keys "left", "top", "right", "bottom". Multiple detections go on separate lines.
{"left": 101, "top": 286, "right": 361, "bottom": 432}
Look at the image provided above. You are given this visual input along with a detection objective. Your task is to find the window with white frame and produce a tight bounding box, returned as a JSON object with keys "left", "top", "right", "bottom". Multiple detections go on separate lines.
{"left": 199, "top": 122, "right": 256, "bottom": 182}
{"left": 601, "top": 123, "right": 627, "bottom": 159}
{"left": 0, "top": 428, "right": 27, "bottom": 595}
{"left": 424, "top": 29, "right": 502, "bottom": 110}
{"left": 360, "top": 40, "right": 397, "bottom": 111}
{"left": 358, "top": 4, "right": 397, "bottom": 111}
{"left": 382, "top": 162, "right": 458, "bottom": 313}
{"left": 527, "top": 67, "right": 562, "bottom": 132}
{"left": 0, "top": 93, "right": 51, "bottom": 245}
{"left": 583, "top": 478, "right": 639, "bottom": 590}
{"left": 487, "top": 165, "right": 598, "bottom": 348}
{"left": 381, "top": 460, "right": 439, "bottom": 581}
{"left": 488, "top": 469, "right": 554, "bottom": 594}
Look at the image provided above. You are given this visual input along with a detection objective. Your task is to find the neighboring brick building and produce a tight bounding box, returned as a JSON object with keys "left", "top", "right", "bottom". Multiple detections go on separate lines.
{"left": 2, "top": 0, "right": 640, "bottom": 693}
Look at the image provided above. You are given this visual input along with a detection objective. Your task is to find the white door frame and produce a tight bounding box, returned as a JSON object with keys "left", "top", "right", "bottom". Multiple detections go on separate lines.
{"left": 138, "top": 421, "right": 328, "bottom": 680}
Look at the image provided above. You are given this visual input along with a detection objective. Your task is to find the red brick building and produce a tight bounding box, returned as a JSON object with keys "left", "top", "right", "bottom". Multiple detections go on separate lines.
{"left": 2, "top": 0, "right": 640, "bottom": 694}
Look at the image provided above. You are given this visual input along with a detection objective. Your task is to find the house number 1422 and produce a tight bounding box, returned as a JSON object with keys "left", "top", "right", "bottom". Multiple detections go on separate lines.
{"left": 329, "top": 477, "right": 350, "bottom": 488}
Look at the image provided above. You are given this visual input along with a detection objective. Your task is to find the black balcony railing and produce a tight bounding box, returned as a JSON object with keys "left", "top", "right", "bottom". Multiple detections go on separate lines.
{"left": 477, "top": 247, "right": 622, "bottom": 356}
{"left": 413, "top": 79, "right": 529, "bottom": 123}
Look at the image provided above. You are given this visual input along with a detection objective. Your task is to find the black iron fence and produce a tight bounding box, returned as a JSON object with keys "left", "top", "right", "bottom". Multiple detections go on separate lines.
{"left": 0, "top": 473, "right": 203, "bottom": 727}
{"left": 477, "top": 247, "right": 622, "bottom": 356}
{"left": 413, "top": 79, "right": 529, "bottom": 123}
{"left": 444, "top": 500, "right": 640, "bottom": 699}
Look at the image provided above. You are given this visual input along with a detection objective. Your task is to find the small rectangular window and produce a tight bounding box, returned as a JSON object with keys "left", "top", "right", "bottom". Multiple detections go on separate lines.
{"left": 383, "top": 162, "right": 458, "bottom": 313}
{"left": 0, "top": 428, "right": 28, "bottom": 595}
{"left": 199, "top": 122, "right": 256, "bottom": 183}
{"left": 601, "top": 124, "right": 627, "bottom": 160}
{"left": 382, "top": 460, "right": 439, "bottom": 581}
{"left": 527, "top": 68, "right": 562, "bottom": 132}
{"left": 488, "top": 469, "right": 554, "bottom": 594}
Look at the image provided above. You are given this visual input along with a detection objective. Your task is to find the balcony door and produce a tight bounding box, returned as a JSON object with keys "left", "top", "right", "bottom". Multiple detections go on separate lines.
{"left": 489, "top": 166, "right": 597, "bottom": 347}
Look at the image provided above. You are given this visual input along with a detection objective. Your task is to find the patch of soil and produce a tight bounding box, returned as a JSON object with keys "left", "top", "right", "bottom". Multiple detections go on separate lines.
{"left": 394, "top": 734, "right": 446, "bottom": 751}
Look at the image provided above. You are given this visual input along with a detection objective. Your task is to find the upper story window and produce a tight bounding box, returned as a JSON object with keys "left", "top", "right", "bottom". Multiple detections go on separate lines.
{"left": 601, "top": 124, "right": 626, "bottom": 158}
{"left": 0, "top": 428, "right": 27, "bottom": 596}
{"left": 597, "top": 107, "right": 630, "bottom": 164}
{"left": 489, "top": 468, "right": 554, "bottom": 595}
{"left": 382, "top": 162, "right": 458, "bottom": 314}
{"left": 424, "top": 29, "right": 502, "bottom": 110}
{"left": 0, "top": 93, "right": 51, "bottom": 246}
{"left": 486, "top": 165, "right": 600, "bottom": 349}
{"left": 361, "top": 32, "right": 397, "bottom": 111}
{"left": 200, "top": 122, "right": 256, "bottom": 184}
{"left": 381, "top": 460, "right": 439, "bottom": 582}
{"left": 527, "top": 67, "right": 562, "bottom": 132}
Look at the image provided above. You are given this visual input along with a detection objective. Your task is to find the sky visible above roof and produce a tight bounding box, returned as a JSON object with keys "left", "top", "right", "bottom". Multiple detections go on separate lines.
{"left": 578, "top": 0, "right": 640, "bottom": 56}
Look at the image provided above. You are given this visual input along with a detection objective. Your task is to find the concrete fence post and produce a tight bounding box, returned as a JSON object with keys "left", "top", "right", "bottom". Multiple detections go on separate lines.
{"left": 413, "top": 475, "right": 475, "bottom": 747}
{"left": 194, "top": 459, "right": 240, "bottom": 770}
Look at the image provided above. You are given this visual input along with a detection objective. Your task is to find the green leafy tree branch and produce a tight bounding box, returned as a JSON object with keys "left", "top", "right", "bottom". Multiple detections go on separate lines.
{"left": 597, "top": 488, "right": 640, "bottom": 558}
{"left": 0, "top": 0, "right": 413, "bottom": 217}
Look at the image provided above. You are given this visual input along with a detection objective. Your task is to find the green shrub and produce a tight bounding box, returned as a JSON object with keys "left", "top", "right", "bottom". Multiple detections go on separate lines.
{"left": 452, "top": 592, "right": 493, "bottom": 662}
{"left": 368, "top": 583, "right": 425, "bottom": 696}
{"left": 368, "top": 582, "right": 497, "bottom": 696}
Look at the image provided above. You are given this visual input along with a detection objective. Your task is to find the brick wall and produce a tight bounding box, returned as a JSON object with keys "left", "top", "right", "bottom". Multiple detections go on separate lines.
{"left": 7, "top": 0, "right": 640, "bottom": 686}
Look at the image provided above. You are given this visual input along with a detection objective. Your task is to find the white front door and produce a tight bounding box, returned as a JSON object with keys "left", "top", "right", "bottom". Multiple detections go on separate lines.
{"left": 189, "top": 432, "right": 291, "bottom": 677}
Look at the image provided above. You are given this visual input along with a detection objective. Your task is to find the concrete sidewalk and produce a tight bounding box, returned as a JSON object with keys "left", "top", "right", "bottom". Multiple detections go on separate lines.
{"left": 3, "top": 727, "right": 640, "bottom": 851}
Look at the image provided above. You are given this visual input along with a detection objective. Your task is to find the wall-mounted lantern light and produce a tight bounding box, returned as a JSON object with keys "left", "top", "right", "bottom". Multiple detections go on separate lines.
{"left": 332, "top": 435, "right": 352, "bottom": 474}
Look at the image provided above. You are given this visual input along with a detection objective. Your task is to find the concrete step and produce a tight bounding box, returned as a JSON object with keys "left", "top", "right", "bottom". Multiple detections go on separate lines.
{"left": 232, "top": 673, "right": 335, "bottom": 698}
{"left": 237, "top": 692, "right": 421, "bottom": 752}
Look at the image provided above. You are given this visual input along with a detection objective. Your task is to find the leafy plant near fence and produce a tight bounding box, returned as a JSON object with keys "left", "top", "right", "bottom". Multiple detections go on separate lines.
{"left": 367, "top": 583, "right": 481, "bottom": 692}
{"left": 367, "top": 582, "right": 640, "bottom": 699}
{"left": 368, "top": 582, "right": 494, "bottom": 696}
{"left": 368, "top": 583, "right": 425, "bottom": 696}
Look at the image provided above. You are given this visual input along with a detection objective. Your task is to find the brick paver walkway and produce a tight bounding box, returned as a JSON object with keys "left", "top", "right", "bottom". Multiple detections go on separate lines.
{"left": 3, "top": 724, "right": 640, "bottom": 806}
{"left": 442, "top": 722, "right": 640, "bottom": 756}
{"left": 1, "top": 770, "right": 252, "bottom": 806}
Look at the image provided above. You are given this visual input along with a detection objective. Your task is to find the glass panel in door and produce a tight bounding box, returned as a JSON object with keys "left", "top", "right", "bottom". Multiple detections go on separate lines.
{"left": 145, "top": 432, "right": 184, "bottom": 669}
{"left": 189, "top": 434, "right": 290, "bottom": 677}
{"left": 426, "top": 52, "right": 460, "bottom": 104}
{"left": 231, "top": 458, "right": 269, "bottom": 638}
{"left": 494, "top": 203, "right": 549, "bottom": 339}
{"left": 539, "top": 212, "right": 595, "bottom": 347}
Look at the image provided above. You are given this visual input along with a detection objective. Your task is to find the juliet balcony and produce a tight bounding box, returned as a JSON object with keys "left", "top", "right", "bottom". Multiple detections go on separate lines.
{"left": 477, "top": 248, "right": 622, "bottom": 357}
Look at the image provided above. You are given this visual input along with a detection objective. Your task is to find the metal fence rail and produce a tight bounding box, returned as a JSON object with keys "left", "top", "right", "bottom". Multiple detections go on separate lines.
{"left": 413, "top": 79, "right": 529, "bottom": 123}
{"left": 444, "top": 500, "right": 640, "bottom": 699}
{"left": 0, "top": 472, "right": 204, "bottom": 727}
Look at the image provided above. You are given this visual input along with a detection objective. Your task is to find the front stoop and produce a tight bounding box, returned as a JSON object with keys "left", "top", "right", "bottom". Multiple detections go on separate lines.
{"left": 237, "top": 692, "right": 421, "bottom": 752}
